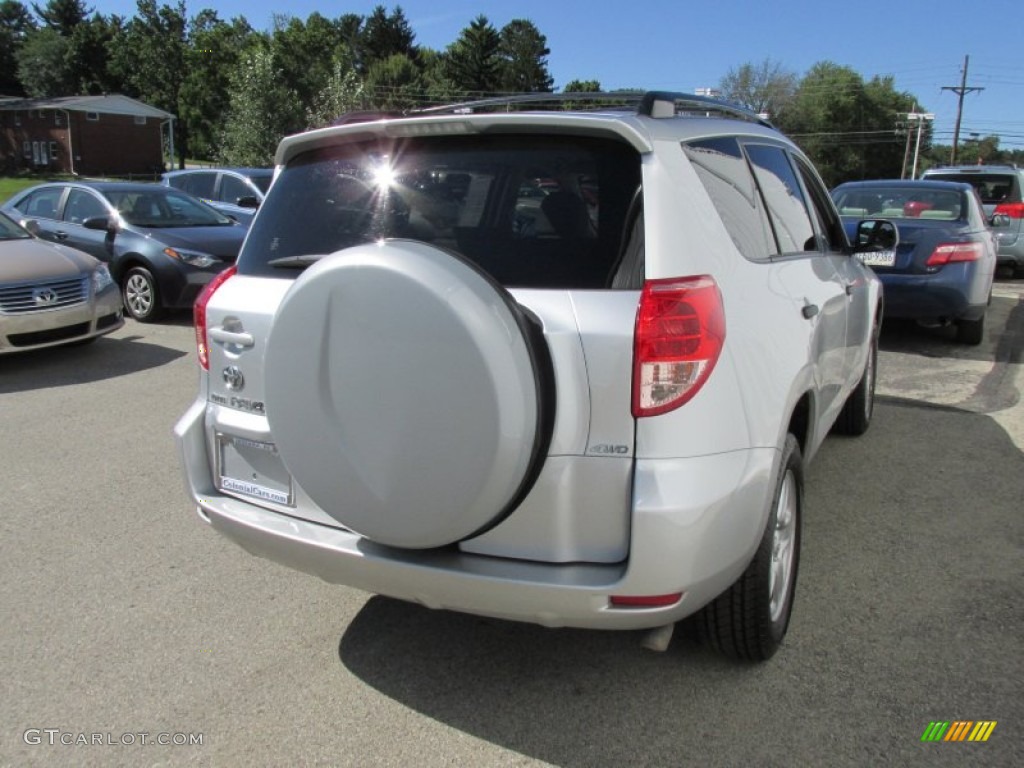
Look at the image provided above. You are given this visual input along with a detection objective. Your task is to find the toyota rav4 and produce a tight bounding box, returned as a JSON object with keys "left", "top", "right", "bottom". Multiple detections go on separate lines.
{"left": 176, "top": 92, "right": 884, "bottom": 661}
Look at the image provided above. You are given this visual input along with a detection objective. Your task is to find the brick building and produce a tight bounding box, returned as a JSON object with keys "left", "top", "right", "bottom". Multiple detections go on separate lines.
{"left": 0, "top": 94, "right": 175, "bottom": 176}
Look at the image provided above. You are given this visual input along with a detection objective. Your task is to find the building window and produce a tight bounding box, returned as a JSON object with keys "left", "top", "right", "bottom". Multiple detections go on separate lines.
{"left": 14, "top": 113, "right": 20, "bottom": 126}
{"left": 55, "top": 112, "right": 63, "bottom": 126}
{"left": 134, "top": 115, "right": 147, "bottom": 125}
{"left": 49, "top": 141, "right": 58, "bottom": 160}
{"left": 23, "top": 141, "right": 31, "bottom": 158}
{"left": 86, "top": 112, "right": 99, "bottom": 122}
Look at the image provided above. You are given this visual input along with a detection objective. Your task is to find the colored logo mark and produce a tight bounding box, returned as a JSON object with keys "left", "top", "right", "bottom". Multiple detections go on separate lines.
{"left": 921, "top": 721, "right": 997, "bottom": 742}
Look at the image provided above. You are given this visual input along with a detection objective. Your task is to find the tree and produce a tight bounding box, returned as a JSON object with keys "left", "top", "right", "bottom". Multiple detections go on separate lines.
{"left": 444, "top": 15, "right": 502, "bottom": 95}
{"left": 16, "top": 27, "right": 74, "bottom": 96}
{"left": 361, "top": 5, "right": 417, "bottom": 72}
{"left": 270, "top": 13, "right": 349, "bottom": 108}
{"left": 1, "top": 0, "right": 37, "bottom": 94}
{"left": 779, "top": 62, "right": 918, "bottom": 186}
{"left": 718, "top": 58, "right": 797, "bottom": 121}
{"left": 219, "top": 46, "right": 300, "bottom": 166}
{"left": 180, "top": 11, "right": 255, "bottom": 160}
{"left": 562, "top": 79, "right": 601, "bottom": 93}
{"left": 110, "top": 0, "right": 188, "bottom": 166}
{"left": 499, "top": 19, "right": 552, "bottom": 93}
{"left": 66, "top": 13, "right": 125, "bottom": 94}
{"left": 306, "top": 64, "right": 367, "bottom": 129}
{"left": 32, "top": 0, "right": 90, "bottom": 35}
{"left": 365, "top": 53, "right": 421, "bottom": 110}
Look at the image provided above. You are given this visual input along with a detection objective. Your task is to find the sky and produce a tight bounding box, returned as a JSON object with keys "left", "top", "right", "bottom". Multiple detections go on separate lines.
{"left": 92, "top": 0, "right": 1024, "bottom": 149}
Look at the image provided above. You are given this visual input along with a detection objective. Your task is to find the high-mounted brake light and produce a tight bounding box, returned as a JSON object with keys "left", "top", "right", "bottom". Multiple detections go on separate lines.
{"left": 194, "top": 265, "right": 237, "bottom": 370}
{"left": 632, "top": 275, "right": 725, "bottom": 418}
{"left": 994, "top": 202, "right": 1024, "bottom": 219}
{"left": 925, "top": 242, "right": 983, "bottom": 268}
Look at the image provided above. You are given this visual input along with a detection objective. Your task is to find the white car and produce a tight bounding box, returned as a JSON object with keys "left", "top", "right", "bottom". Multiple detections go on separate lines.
{"left": 176, "top": 92, "right": 884, "bottom": 661}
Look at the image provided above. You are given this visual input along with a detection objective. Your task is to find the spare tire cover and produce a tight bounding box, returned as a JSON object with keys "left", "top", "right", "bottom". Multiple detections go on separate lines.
{"left": 264, "top": 240, "right": 544, "bottom": 549}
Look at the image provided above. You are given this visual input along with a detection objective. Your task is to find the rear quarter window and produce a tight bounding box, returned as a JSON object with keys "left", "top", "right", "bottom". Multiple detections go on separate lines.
{"left": 238, "top": 134, "right": 641, "bottom": 289}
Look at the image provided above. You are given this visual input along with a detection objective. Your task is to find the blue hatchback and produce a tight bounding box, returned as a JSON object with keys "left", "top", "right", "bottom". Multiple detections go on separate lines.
{"left": 831, "top": 179, "right": 998, "bottom": 345}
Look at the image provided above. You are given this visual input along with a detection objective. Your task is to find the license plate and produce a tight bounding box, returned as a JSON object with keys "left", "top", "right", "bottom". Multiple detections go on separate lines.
{"left": 216, "top": 434, "right": 293, "bottom": 506}
{"left": 858, "top": 250, "right": 895, "bottom": 267}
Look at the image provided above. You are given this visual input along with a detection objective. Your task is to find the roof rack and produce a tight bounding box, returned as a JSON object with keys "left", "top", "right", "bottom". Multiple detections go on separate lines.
{"left": 410, "top": 90, "right": 772, "bottom": 127}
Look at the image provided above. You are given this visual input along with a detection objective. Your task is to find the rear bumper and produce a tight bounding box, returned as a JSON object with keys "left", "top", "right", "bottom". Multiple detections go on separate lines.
{"left": 175, "top": 399, "right": 777, "bottom": 630}
{"left": 878, "top": 262, "right": 991, "bottom": 321}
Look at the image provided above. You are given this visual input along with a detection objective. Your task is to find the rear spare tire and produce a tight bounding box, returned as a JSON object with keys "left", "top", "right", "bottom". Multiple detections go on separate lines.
{"left": 263, "top": 240, "right": 552, "bottom": 549}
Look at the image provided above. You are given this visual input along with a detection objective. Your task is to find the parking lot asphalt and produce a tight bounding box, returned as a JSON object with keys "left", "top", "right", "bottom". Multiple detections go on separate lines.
{"left": 1, "top": 279, "right": 1021, "bottom": 767}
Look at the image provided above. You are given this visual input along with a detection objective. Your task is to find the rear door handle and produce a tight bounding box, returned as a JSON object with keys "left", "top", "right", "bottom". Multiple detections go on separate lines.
{"left": 209, "top": 327, "right": 254, "bottom": 347}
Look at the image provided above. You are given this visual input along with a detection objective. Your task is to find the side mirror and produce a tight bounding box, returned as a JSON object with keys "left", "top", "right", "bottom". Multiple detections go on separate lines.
{"left": 235, "top": 195, "right": 259, "bottom": 209}
{"left": 989, "top": 213, "right": 1011, "bottom": 228}
{"left": 853, "top": 219, "right": 899, "bottom": 251}
{"left": 20, "top": 218, "right": 42, "bottom": 236}
{"left": 83, "top": 215, "right": 116, "bottom": 233}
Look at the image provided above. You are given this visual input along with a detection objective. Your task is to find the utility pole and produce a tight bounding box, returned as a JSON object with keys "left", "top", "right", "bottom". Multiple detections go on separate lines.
{"left": 907, "top": 111, "right": 934, "bottom": 178}
{"left": 943, "top": 55, "right": 984, "bottom": 165}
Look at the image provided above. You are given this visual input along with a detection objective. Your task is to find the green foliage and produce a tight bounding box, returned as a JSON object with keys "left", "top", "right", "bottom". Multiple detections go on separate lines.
{"left": 306, "top": 65, "right": 367, "bottom": 129}
{"left": 778, "top": 62, "right": 917, "bottom": 187}
{"left": 32, "top": 0, "right": 89, "bottom": 35}
{"left": 365, "top": 53, "right": 421, "bottom": 110}
{"left": 562, "top": 79, "right": 601, "bottom": 93}
{"left": 1, "top": 0, "right": 36, "bottom": 94}
{"left": 66, "top": 13, "right": 124, "bottom": 94}
{"left": 499, "top": 19, "right": 552, "bottom": 93}
{"left": 444, "top": 15, "right": 503, "bottom": 96}
{"left": 218, "top": 46, "right": 300, "bottom": 166}
{"left": 16, "top": 27, "right": 74, "bottom": 96}
{"left": 361, "top": 5, "right": 417, "bottom": 72}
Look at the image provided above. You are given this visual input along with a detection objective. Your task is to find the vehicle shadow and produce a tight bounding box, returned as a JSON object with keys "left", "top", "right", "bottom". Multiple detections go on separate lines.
{"left": 879, "top": 293, "right": 1023, "bottom": 366}
{"left": 335, "top": 402, "right": 1023, "bottom": 767}
{"left": 0, "top": 333, "right": 186, "bottom": 394}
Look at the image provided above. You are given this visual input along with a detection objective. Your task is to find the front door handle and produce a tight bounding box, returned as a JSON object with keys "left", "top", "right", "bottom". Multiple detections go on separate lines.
{"left": 802, "top": 303, "right": 819, "bottom": 319}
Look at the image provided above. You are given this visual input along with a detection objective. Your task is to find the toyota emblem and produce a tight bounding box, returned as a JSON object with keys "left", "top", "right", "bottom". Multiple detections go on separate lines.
{"left": 33, "top": 287, "right": 59, "bottom": 306}
{"left": 222, "top": 366, "right": 245, "bottom": 391}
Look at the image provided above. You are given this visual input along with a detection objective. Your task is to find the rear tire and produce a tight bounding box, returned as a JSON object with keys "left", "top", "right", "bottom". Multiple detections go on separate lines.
{"left": 955, "top": 313, "right": 984, "bottom": 346}
{"left": 696, "top": 434, "right": 803, "bottom": 661}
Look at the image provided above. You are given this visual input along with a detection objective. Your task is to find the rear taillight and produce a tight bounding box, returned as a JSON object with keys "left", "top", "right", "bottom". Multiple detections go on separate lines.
{"left": 194, "top": 265, "right": 237, "bottom": 370}
{"left": 994, "top": 202, "right": 1024, "bottom": 219}
{"left": 632, "top": 276, "right": 725, "bottom": 418}
{"left": 925, "top": 242, "right": 983, "bottom": 268}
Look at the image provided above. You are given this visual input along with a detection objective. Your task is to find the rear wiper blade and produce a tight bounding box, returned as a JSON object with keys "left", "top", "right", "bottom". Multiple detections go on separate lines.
{"left": 266, "top": 254, "right": 328, "bottom": 269}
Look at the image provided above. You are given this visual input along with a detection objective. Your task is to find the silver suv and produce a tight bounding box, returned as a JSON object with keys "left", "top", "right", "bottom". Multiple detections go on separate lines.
{"left": 176, "top": 92, "right": 883, "bottom": 661}
{"left": 921, "top": 164, "right": 1024, "bottom": 275}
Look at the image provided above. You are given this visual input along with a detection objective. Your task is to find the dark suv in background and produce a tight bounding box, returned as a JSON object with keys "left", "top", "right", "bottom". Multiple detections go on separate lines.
{"left": 921, "top": 165, "right": 1024, "bottom": 275}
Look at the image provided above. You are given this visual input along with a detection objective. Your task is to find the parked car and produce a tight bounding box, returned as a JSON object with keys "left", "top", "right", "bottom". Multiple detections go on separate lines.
{"left": 920, "top": 165, "right": 1024, "bottom": 276}
{"left": 831, "top": 179, "right": 997, "bottom": 344}
{"left": 161, "top": 168, "right": 273, "bottom": 224}
{"left": 3, "top": 182, "right": 248, "bottom": 322}
{"left": 176, "top": 92, "right": 884, "bottom": 661}
{"left": 0, "top": 209, "right": 122, "bottom": 354}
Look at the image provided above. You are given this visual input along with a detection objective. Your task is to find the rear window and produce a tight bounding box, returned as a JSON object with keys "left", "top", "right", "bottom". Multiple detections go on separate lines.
{"left": 238, "top": 134, "right": 641, "bottom": 288}
{"left": 925, "top": 173, "right": 1019, "bottom": 205}
{"left": 833, "top": 186, "right": 966, "bottom": 220}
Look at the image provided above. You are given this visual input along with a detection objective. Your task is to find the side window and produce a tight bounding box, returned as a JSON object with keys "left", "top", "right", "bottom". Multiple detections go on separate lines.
{"left": 175, "top": 173, "right": 215, "bottom": 198}
{"left": 18, "top": 188, "right": 64, "bottom": 220}
{"left": 64, "top": 189, "right": 108, "bottom": 224}
{"left": 683, "top": 136, "right": 773, "bottom": 262}
{"left": 745, "top": 143, "right": 817, "bottom": 254}
{"left": 220, "top": 175, "right": 250, "bottom": 205}
{"left": 792, "top": 156, "right": 845, "bottom": 252}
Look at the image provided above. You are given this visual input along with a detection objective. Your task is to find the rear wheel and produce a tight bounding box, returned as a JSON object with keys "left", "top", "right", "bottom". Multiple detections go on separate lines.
{"left": 696, "top": 434, "right": 803, "bottom": 661}
{"left": 122, "top": 266, "right": 163, "bottom": 322}
{"left": 955, "top": 313, "right": 984, "bottom": 346}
